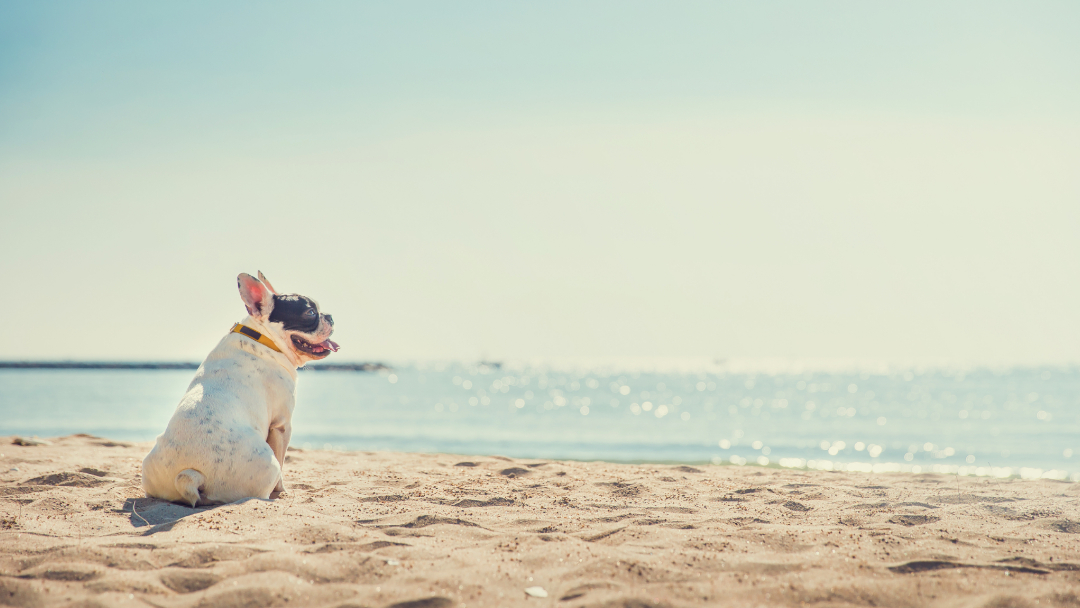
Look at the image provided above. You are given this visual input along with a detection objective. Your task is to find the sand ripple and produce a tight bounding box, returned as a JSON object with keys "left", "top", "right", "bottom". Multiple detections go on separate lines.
{"left": 2, "top": 435, "right": 1080, "bottom": 606}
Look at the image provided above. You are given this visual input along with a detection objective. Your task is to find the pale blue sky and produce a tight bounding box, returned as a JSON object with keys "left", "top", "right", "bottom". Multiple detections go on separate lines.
{"left": 1, "top": 2, "right": 1078, "bottom": 364}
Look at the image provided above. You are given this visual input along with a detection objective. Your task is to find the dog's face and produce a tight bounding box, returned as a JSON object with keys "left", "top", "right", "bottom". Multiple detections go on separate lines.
{"left": 237, "top": 272, "right": 339, "bottom": 363}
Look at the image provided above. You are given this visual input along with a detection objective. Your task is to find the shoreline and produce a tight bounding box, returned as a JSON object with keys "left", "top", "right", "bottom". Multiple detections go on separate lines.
{"left": 9, "top": 433, "right": 1074, "bottom": 483}
{"left": 2, "top": 434, "right": 1080, "bottom": 607}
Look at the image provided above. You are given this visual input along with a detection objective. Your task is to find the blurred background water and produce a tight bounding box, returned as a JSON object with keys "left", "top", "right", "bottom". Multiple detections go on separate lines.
{"left": 1, "top": 364, "right": 1077, "bottom": 480}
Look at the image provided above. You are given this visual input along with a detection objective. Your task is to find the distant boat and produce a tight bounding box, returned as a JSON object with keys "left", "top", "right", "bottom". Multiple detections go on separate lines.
{"left": 478, "top": 361, "right": 502, "bottom": 370}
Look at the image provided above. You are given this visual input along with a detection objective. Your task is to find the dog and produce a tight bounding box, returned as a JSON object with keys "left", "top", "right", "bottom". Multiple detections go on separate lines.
{"left": 141, "top": 272, "right": 338, "bottom": 506}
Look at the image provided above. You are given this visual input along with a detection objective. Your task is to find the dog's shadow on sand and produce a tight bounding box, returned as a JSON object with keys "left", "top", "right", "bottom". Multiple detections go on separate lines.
{"left": 122, "top": 497, "right": 239, "bottom": 535}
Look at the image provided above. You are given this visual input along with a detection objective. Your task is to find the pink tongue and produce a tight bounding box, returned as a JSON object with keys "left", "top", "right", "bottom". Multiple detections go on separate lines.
{"left": 319, "top": 339, "right": 340, "bottom": 352}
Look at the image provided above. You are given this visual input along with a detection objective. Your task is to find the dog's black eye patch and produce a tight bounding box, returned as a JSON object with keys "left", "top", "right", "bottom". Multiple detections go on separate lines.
{"left": 269, "top": 295, "right": 320, "bottom": 332}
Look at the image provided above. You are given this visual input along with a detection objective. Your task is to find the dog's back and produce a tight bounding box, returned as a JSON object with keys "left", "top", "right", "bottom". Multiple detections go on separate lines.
{"left": 142, "top": 334, "right": 296, "bottom": 505}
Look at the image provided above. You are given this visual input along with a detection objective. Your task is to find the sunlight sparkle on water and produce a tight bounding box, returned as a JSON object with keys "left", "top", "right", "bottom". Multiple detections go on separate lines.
{"left": 1, "top": 363, "right": 1077, "bottom": 479}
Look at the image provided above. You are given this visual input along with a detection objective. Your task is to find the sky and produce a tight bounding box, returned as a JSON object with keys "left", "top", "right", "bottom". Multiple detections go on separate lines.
{"left": 1, "top": 2, "right": 1078, "bottom": 365}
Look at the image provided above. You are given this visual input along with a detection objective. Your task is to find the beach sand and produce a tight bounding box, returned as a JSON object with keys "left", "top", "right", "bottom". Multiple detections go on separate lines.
{"left": 2, "top": 434, "right": 1080, "bottom": 607}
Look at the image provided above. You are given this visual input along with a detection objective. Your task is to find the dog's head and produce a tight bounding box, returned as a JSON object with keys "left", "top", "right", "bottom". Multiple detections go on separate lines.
{"left": 237, "top": 271, "right": 339, "bottom": 363}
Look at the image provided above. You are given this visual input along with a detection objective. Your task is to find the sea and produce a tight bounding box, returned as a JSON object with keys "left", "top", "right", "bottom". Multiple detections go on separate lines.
{"left": 1, "top": 362, "right": 1078, "bottom": 481}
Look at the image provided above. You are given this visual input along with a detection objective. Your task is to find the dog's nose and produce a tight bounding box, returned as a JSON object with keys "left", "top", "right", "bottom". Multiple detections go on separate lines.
{"left": 325, "top": 314, "right": 334, "bottom": 327}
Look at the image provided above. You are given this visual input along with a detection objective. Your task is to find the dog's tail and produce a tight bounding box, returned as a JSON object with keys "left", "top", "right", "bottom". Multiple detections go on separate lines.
{"left": 174, "top": 469, "right": 205, "bottom": 508}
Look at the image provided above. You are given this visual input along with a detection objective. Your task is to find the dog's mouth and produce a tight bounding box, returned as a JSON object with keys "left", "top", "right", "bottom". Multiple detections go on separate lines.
{"left": 290, "top": 335, "right": 340, "bottom": 358}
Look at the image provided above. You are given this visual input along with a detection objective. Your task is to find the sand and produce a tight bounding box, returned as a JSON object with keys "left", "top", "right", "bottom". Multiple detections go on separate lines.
{"left": 2, "top": 435, "right": 1080, "bottom": 608}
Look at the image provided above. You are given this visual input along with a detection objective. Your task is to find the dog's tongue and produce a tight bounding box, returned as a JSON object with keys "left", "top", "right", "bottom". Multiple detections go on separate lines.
{"left": 320, "top": 339, "right": 340, "bottom": 352}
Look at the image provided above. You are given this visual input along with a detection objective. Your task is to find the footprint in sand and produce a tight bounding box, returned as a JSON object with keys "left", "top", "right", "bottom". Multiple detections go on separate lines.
{"left": 160, "top": 571, "right": 222, "bottom": 593}
{"left": 370, "top": 515, "right": 485, "bottom": 531}
{"left": 23, "top": 472, "right": 108, "bottom": 487}
{"left": 888, "top": 514, "right": 940, "bottom": 526}
{"left": 359, "top": 495, "right": 410, "bottom": 503}
{"left": 386, "top": 598, "right": 454, "bottom": 608}
{"left": 451, "top": 497, "right": 514, "bottom": 508}
{"left": 169, "top": 545, "right": 265, "bottom": 568}
{"left": 1042, "top": 520, "right": 1080, "bottom": 534}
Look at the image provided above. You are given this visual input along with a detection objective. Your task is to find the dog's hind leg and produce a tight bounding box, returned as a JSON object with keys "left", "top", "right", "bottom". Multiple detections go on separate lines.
{"left": 175, "top": 469, "right": 205, "bottom": 508}
{"left": 267, "top": 426, "right": 290, "bottom": 494}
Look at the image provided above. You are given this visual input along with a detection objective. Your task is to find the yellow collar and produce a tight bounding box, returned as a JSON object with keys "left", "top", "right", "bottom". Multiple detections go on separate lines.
{"left": 231, "top": 323, "right": 284, "bottom": 353}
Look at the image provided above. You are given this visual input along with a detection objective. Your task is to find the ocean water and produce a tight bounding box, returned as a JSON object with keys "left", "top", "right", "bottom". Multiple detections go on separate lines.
{"left": 1, "top": 364, "right": 1078, "bottom": 480}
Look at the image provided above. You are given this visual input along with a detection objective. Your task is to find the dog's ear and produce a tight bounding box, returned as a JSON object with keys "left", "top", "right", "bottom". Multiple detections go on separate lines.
{"left": 257, "top": 271, "right": 278, "bottom": 295}
{"left": 238, "top": 273, "right": 274, "bottom": 320}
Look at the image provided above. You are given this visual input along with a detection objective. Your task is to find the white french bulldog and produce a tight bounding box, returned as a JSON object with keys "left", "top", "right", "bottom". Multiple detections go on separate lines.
{"left": 142, "top": 272, "right": 338, "bottom": 507}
